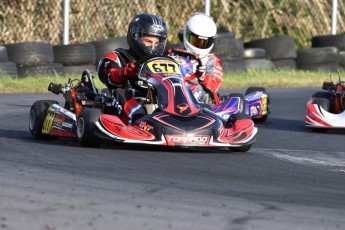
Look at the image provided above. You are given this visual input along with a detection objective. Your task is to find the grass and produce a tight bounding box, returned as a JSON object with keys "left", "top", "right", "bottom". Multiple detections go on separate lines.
{"left": 0, "top": 70, "right": 342, "bottom": 93}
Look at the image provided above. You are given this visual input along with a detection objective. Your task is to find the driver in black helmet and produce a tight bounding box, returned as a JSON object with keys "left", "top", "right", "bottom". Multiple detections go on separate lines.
{"left": 98, "top": 13, "right": 168, "bottom": 125}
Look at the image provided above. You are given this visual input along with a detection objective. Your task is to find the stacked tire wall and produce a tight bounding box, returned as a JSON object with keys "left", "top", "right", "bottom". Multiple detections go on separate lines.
{"left": 0, "top": 46, "right": 18, "bottom": 78}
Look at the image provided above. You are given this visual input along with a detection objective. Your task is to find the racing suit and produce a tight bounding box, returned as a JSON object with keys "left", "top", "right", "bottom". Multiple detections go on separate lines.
{"left": 169, "top": 49, "right": 223, "bottom": 105}
{"left": 98, "top": 48, "right": 146, "bottom": 125}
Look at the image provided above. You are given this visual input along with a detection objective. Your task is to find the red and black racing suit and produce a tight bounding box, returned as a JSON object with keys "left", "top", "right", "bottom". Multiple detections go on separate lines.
{"left": 185, "top": 53, "right": 222, "bottom": 105}
{"left": 98, "top": 48, "right": 146, "bottom": 125}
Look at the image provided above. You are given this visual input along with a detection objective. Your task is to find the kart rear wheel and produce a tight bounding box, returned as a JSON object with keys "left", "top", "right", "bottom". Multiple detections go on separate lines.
{"left": 77, "top": 108, "right": 102, "bottom": 147}
{"left": 245, "top": 87, "right": 270, "bottom": 122}
{"left": 228, "top": 93, "right": 245, "bottom": 113}
{"left": 245, "top": 86, "right": 267, "bottom": 95}
{"left": 29, "top": 100, "right": 59, "bottom": 139}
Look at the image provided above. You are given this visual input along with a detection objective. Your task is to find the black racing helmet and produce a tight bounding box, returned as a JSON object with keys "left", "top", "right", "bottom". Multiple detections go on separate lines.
{"left": 127, "top": 13, "right": 168, "bottom": 58}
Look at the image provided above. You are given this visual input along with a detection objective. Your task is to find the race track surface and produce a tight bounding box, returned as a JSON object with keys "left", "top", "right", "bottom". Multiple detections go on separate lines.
{"left": 0, "top": 88, "right": 344, "bottom": 230}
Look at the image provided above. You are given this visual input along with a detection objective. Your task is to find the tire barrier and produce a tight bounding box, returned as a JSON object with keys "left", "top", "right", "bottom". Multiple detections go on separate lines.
{"left": 243, "top": 48, "right": 273, "bottom": 71}
{"left": 53, "top": 44, "right": 96, "bottom": 75}
{"left": 88, "top": 37, "right": 128, "bottom": 64}
{"left": 3, "top": 33, "right": 345, "bottom": 77}
{"left": 296, "top": 47, "right": 341, "bottom": 72}
{"left": 0, "top": 46, "right": 18, "bottom": 77}
{"left": 17, "top": 63, "right": 64, "bottom": 77}
{"left": 244, "top": 35, "right": 297, "bottom": 70}
{"left": 0, "top": 62, "right": 18, "bottom": 78}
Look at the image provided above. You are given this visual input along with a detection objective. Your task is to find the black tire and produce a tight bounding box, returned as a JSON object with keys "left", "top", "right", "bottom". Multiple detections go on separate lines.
{"left": 244, "top": 35, "right": 297, "bottom": 60}
{"left": 17, "top": 63, "right": 64, "bottom": 77}
{"left": 53, "top": 44, "right": 96, "bottom": 65}
{"left": 245, "top": 87, "right": 269, "bottom": 122}
{"left": 297, "top": 63, "right": 341, "bottom": 72}
{"left": 29, "top": 100, "right": 59, "bottom": 139}
{"left": 311, "top": 91, "right": 331, "bottom": 100}
{"left": 245, "top": 86, "right": 267, "bottom": 95}
{"left": 339, "top": 51, "right": 345, "bottom": 68}
{"left": 213, "top": 36, "right": 243, "bottom": 59}
{"left": 310, "top": 97, "right": 329, "bottom": 133}
{"left": 243, "top": 48, "right": 267, "bottom": 59}
{"left": 89, "top": 37, "right": 128, "bottom": 63}
{"left": 5, "top": 42, "right": 54, "bottom": 65}
{"left": 221, "top": 58, "right": 247, "bottom": 73}
{"left": 296, "top": 47, "right": 339, "bottom": 66}
{"left": 311, "top": 92, "right": 334, "bottom": 113}
{"left": 312, "top": 98, "right": 330, "bottom": 112}
{"left": 272, "top": 59, "right": 297, "bottom": 70}
{"left": 77, "top": 108, "right": 102, "bottom": 147}
{"left": 63, "top": 64, "right": 96, "bottom": 75}
{"left": 228, "top": 93, "right": 245, "bottom": 113}
{"left": 229, "top": 144, "right": 252, "bottom": 152}
{"left": 312, "top": 34, "right": 345, "bottom": 51}
{"left": 0, "top": 62, "right": 18, "bottom": 77}
{"left": 0, "top": 46, "right": 8, "bottom": 62}
{"left": 244, "top": 59, "right": 273, "bottom": 70}
{"left": 226, "top": 113, "right": 252, "bottom": 152}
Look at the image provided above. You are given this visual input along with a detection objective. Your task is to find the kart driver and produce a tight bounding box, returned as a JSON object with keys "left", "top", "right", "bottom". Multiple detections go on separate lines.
{"left": 98, "top": 13, "right": 168, "bottom": 125}
{"left": 168, "top": 12, "right": 222, "bottom": 105}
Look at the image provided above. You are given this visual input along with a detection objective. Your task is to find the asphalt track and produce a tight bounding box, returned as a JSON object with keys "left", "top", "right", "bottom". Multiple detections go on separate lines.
{"left": 0, "top": 88, "right": 345, "bottom": 230}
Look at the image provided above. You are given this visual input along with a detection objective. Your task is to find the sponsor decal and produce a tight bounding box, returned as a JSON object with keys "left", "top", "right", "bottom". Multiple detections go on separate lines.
{"left": 250, "top": 105, "right": 259, "bottom": 116}
{"left": 177, "top": 103, "right": 189, "bottom": 113}
{"left": 139, "top": 121, "right": 153, "bottom": 132}
{"left": 166, "top": 134, "right": 209, "bottom": 146}
{"left": 62, "top": 122, "right": 73, "bottom": 129}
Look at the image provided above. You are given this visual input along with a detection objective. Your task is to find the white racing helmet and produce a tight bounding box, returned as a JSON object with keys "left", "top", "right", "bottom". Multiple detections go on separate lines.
{"left": 183, "top": 13, "right": 217, "bottom": 57}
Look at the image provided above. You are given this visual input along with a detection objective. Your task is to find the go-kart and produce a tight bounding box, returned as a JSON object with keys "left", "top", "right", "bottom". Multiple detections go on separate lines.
{"left": 29, "top": 69, "right": 110, "bottom": 139}
{"left": 76, "top": 55, "right": 257, "bottom": 151}
{"left": 168, "top": 48, "right": 270, "bottom": 122}
{"left": 305, "top": 76, "right": 345, "bottom": 131}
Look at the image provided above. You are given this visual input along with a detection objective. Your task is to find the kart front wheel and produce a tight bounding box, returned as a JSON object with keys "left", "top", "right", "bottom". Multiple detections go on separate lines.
{"left": 29, "top": 100, "right": 59, "bottom": 139}
{"left": 77, "top": 108, "right": 102, "bottom": 147}
{"left": 229, "top": 144, "right": 252, "bottom": 152}
{"left": 310, "top": 98, "right": 329, "bottom": 133}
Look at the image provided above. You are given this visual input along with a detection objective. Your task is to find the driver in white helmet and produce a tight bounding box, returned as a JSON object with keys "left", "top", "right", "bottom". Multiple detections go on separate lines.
{"left": 168, "top": 12, "right": 222, "bottom": 105}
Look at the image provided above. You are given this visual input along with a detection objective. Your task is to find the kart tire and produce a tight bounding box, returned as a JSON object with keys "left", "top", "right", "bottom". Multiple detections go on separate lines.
{"left": 311, "top": 91, "right": 332, "bottom": 100}
{"left": 229, "top": 144, "right": 252, "bottom": 153}
{"left": 311, "top": 91, "right": 334, "bottom": 111}
{"left": 245, "top": 86, "right": 267, "bottom": 95}
{"left": 225, "top": 112, "right": 251, "bottom": 128}
{"left": 77, "top": 108, "right": 102, "bottom": 147}
{"left": 312, "top": 98, "right": 330, "bottom": 112}
{"left": 228, "top": 93, "right": 245, "bottom": 113}
{"left": 29, "top": 100, "right": 59, "bottom": 139}
{"left": 245, "top": 87, "right": 270, "bottom": 122}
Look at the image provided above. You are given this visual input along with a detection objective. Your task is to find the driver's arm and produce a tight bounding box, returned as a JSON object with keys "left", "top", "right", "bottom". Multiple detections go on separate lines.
{"left": 98, "top": 52, "right": 136, "bottom": 85}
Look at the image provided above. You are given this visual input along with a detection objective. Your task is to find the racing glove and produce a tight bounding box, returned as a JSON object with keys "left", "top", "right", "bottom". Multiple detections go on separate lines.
{"left": 196, "top": 57, "right": 207, "bottom": 81}
{"left": 108, "top": 62, "right": 137, "bottom": 84}
{"left": 196, "top": 64, "right": 206, "bottom": 80}
{"left": 123, "top": 62, "right": 136, "bottom": 78}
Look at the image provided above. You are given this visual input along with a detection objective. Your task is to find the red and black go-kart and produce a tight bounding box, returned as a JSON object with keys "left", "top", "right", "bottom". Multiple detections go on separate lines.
{"left": 78, "top": 55, "right": 258, "bottom": 151}
{"left": 305, "top": 75, "right": 345, "bottom": 131}
{"left": 29, "top": 55, "right": 257, "bottom": 152}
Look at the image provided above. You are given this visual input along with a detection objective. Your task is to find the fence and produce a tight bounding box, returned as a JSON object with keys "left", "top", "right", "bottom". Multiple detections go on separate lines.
{"left": 1, "top": 0, "right": 345, "bottom": 47}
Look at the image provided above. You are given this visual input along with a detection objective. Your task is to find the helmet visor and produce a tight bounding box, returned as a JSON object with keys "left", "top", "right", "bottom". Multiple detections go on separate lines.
{"left": 185, "top": 27, "right": 215, "bottom": 49}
